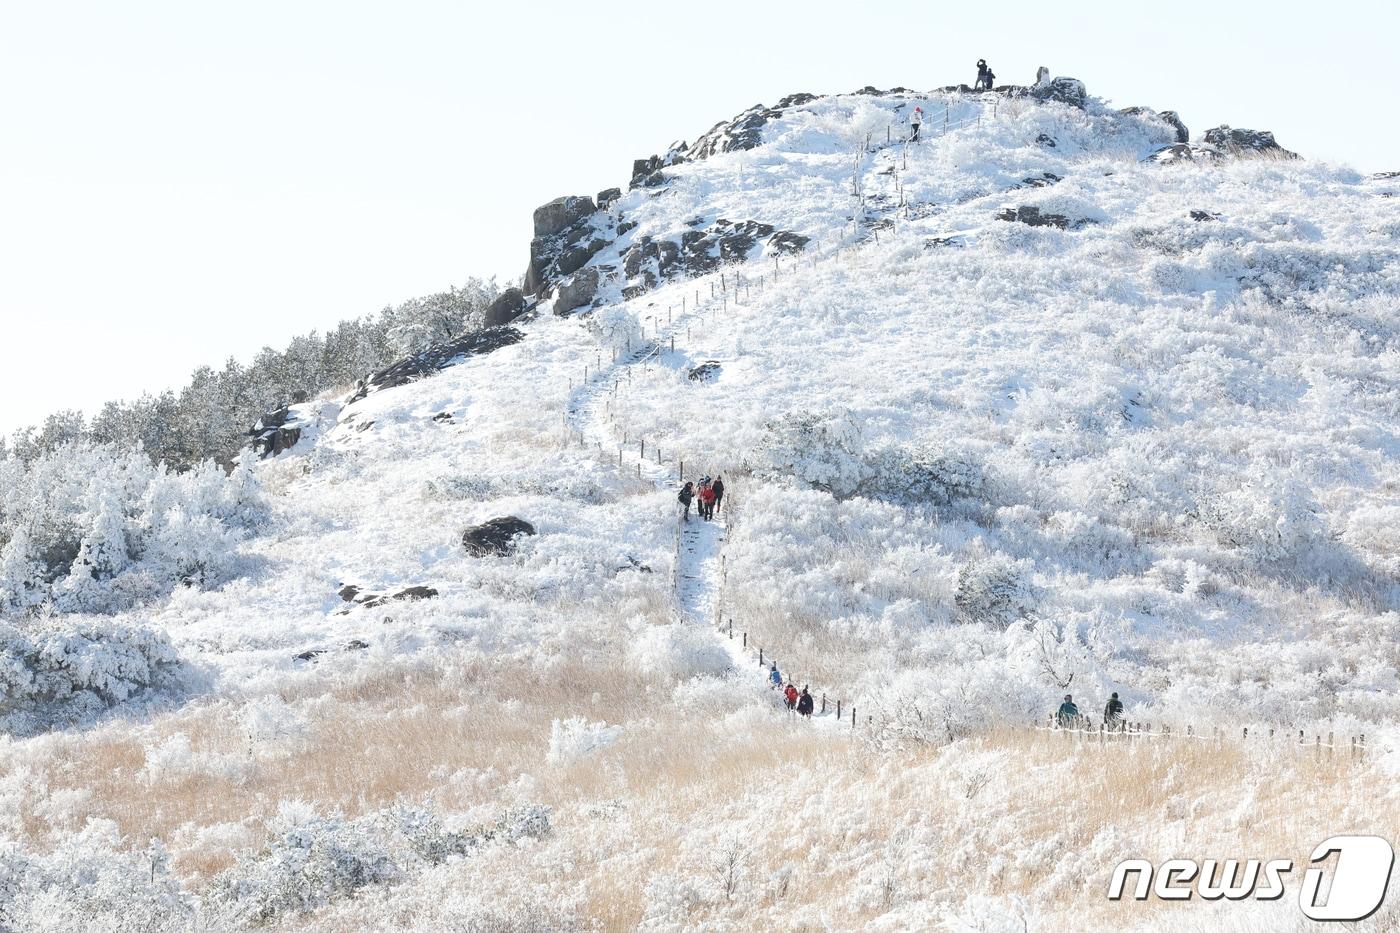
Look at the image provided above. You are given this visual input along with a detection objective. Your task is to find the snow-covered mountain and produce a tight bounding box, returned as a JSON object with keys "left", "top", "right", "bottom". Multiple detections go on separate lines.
{"left": 4, "top": 76, "right": 1400, "bottom": 931}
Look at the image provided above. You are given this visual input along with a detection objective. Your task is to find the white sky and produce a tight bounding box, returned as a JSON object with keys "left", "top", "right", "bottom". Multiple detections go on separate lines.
{"left": 2, "top": 0, "right": 1396, "bottom": 436}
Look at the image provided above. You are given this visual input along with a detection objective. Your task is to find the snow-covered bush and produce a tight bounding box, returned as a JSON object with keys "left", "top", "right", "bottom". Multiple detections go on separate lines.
{"left": 0, "top": 822, "right": 192, "bottom": 933}
{"left": 0, "top": 616, "right": 186, "bottom": 735}
{"left": 206, "top": 800, "right": 552, "bottom": 925}
{"left": 953, "top": 552, "right": 1035, "bottom": 629}
{"left": 627, "top": 622, "right": 732, "bottom": 681}
{"left": 0, "top": 442, "right": 265, "bottom": 616}
{"left": 547, "top": 716, "right": 623, "bottom": 763}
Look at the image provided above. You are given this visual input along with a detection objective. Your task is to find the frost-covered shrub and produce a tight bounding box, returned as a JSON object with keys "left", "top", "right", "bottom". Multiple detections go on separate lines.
{"left": 953, "top": 553, "right": 1034, "bottom": 629}
{"left": 0, "top": 822, "right": 193, "bottom": 933}
{"left": 1198, "top": 475, "right": 1323, "bottom": 563}
{"left": 758, "top": 411, "right": 867, "bottom": 497}
{"left": 547, "top": 716, "right": 623, "bottom": 763}
{"left": 628, "top": 621, "right": 732, "bottom": 680}
{"left": 0, "top": 442, "right": 266, "bottom": 616}
{"left": 206, "top": 800, "right": 552, "bottom": 925}
{"left": 864, "top": 444, "right": 987, "bottom": 506}
{"left": 0, "top": 616, "right": 186, "bottom": 735}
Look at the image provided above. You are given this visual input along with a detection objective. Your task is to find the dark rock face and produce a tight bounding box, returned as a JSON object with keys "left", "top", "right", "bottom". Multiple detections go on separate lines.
{"left": 1030, "top": 77, "right": 1087, "bottom": 108}
{"left": 534, "top": 195, "right": 596, "bottom": 238}
{"left": 1160, "top": 111, "right": 1189, "bottom": 144}
{"left": 462, "top": 517, "right": 536, "bottom": 557}
{"left": 1145, "top": 143, "right": 1222, "bottom": 165}
{"left": 555, "top": 267, "right": 600, "bottom": 315}
{"left": 348, "top": 327, "right": 524, "bottom": 404}
{"left": 249, "top": 406, "right": 304, "bottom": 458}
{"left": 997, "top": 206, "right": 1076, "bottom": 229}
{"left": 1014, "top": 172, "right": 1061, "bottom": 189}
{"left": 1202, "top": 126, "right": 1297, "bottom": 159}
{"left": 616, "top": 219, "right": 808, "bottom": 292}
{"left": 1035, "top": 133, "right": 1057, "bottom": 148}
{"left": 1120, "top": 107, "right": 1189, "bottom": 145}
{"left": 482, "top": 287, "right": 528, "bottom": 328}
{"left": 1190, "top": 210, "right": 1221, "bottom": 222}
{"left": 336, "top": 584, "right": 439, "bottom": 612}
{"left": 1374, "top": 171, "right": 1400, "bottom": 179}
{"left": 596, "top": 187, "right": 622, "bottom": 208}
{"left": 688, "top": 360, "right": 721, "bottom": 381}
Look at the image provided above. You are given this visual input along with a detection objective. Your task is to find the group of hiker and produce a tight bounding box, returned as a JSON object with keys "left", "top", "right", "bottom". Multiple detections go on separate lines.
{"left": 1055, "top": 691, "right": 1127, "bottom": 731}
{"left": 769, "top": 663, "right": 815, "bottom": 716}
{"left": 677, "top": 475, "right": 724, "bottom": 521}
{"left": 906, "top": 60, "right": 1054, "bottom": 142}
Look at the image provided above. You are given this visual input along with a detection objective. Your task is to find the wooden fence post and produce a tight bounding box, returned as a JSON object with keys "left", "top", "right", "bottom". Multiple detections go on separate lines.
{"left": 836, "top": 699, "right": 842, "bottom": 721}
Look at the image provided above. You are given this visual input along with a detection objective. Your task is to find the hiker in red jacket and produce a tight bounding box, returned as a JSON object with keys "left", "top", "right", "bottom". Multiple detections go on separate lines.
{"left": 783, "top": 683, "right": 798, "bottom": 711}
{"left": 699, "top": 482, "right": 717, "bottom": 521}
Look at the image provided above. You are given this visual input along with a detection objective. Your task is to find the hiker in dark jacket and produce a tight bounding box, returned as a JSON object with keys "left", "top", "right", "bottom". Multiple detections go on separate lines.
{"left": 711, "top": 476, "right": 725, "bottom": 514}
{"left": 677, "top": 482, "right": 694, "bottom": 520}
{"left": 1056, "top": 694, "right": 1080, "bottom": 728}
{"left": 1104, "top": 692, "right": 1124, "bottom": 730}
{"left": 797, "top": 687, "right": 814, "bottom": 717}
{"left": 976, "top": 59, "right": 989, "bottom": 89}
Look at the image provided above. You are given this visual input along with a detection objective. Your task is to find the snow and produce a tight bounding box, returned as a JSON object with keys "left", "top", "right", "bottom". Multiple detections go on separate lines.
{"left": 3, "top": 83, "right": 1399, "bottom": 929}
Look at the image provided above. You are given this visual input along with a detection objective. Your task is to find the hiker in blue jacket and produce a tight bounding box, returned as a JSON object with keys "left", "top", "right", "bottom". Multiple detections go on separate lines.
{"left": 769, "top": 662, "right": 782, "bottom": 689}
{"left": 1056, "top": 694, "right": 1080, "bottom": 728}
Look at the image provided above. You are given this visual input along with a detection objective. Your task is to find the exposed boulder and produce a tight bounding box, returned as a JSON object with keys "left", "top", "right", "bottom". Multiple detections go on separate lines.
{"left": 596, "top": 187, "right": 622, "bottom": 208}
{"left": 997, "top": 206, "right": 1076, "bottom": 229}
{"left": 248, "top": 406, "right": 306, "bottom": 458}
{"left": 482, "top": 287, "right": 528, "bottom": 328}
{"left": 688, "top": 360, "right": 721, "bottom": 381}
{"left": 1035, "top": 133, "right": 1057, "bottom": 148}
{"left": 534, "top": 195, "right": 596, "bottom": 238}
{"left": 1120, "top": 106, "right": 1189, "bottom": 144}
{"left": 1030, "top": 77, "right": 1087, "bottom": 108}
{"left": 1190, "top": 210, "right": 1220, "bottom": 222}
{"left": 768, "top": 230, "right": 811, "bottom": 254}
{"left": 555, "top": 267, "right": 600, "bottom": 315}
{"left": 358, "top": 585, "right": 438, "bottom": 609}
{"left": 348, "top": 327, "right": 524, "bottom": 404}
{"left": 1202, "top": 126, "right": 1297, "bottom": 159}
{"left": 462, "top": 517, "right": 537, "bottom": 557}
{"left": 1144, "top": 143, "right": 1222, "bottom": 165}
{"left": 1013, "top": 172, "right": 1061, "bottom": 189}
{"left": 1160, "top": 111, "right": 1189, "bottom": 144}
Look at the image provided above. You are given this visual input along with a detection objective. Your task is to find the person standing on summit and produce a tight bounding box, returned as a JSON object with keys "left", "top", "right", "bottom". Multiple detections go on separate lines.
{"left": 976, "top": 59, "right": 990, "bottom": 90}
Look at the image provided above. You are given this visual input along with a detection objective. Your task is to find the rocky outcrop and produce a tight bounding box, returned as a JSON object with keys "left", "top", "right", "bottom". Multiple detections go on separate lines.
{"left": 336, "top": 584, "right": 439, "bottom": 612}
{"left": 997, "top": 206, "right": 1089, "bottom": 229}
{"left": 1030, "top": 77, "right": 1087, "bottom": 108}
{"left": 1120, "top": 106, "right": 1189, "bottom": 144}
{"left": 688, "top": 360, "right": 721, "bottom": 381}
{"left": 534, "top": 196, "right": 596, "bottom": 238}
{"left": 462, "top": 517, "right": 536, "bottom": 557}
{"left": 482, "top": 287, "right": 528, "bottom": 328}
{"left": 1190, "top": 210, "right": 1220, "bottom": 222}
{"left": 555, "top": 267, "right": 600, "bottom": 315}
{"left": 348, "top": 327, "right": 524, "bottom": 404}
{"left": 616, "top": 219, "right": 808, "bottom": 293}
{"left": 596, "top": 187, "right": 622, "bottom": 208}
{"left": 1202, "top": 126, "right": 1297, "bottom": 159}
{"left": 249, "top": 406, "right": 306, "bottom": 458}
{"left": 1145, "top": 143, "right": 1222, "bottom": 165}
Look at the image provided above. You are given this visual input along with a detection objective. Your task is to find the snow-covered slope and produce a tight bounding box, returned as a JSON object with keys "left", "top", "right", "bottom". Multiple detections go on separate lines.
{"left": 5, "top": 79, "right": 1400, "bottom": 931}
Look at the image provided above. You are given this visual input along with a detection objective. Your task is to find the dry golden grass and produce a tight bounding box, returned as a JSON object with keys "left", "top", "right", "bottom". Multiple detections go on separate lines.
{"left": 9, "top": 653, "right": 1396, "bottom": 931}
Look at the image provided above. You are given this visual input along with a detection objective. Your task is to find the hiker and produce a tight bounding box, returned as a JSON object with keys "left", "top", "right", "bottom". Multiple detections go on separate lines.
{"left": 1056, "top": 694, "right": 1080, "bottom": 728}
{"left": 784, "top": 682, "right": 798, "bottom": 711}
{"left": 910, "top": 106, "right": 923, "bottom": 142}
{"left": 699, "top": 481, "right": 717, "bottom": 521}
{"left": 677, "top": 481, "right": 694, "bottom": 520}
{"left": 769, "top": 662, "right": 782, "bottom": 689}
{"left": 1104, "top": 692, "right": 1124, "bottom": 730}
{"left": 797, "top": 687, "right": 814, "bottom": 717}
{"left": 983, "top": 66, "right": 996, "bottom": 90}
{"left": 711, "top": 476, "right": 725, "bottom": 514}
{"left": 976, "top": 59, "right": 989, "bottom": 90}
